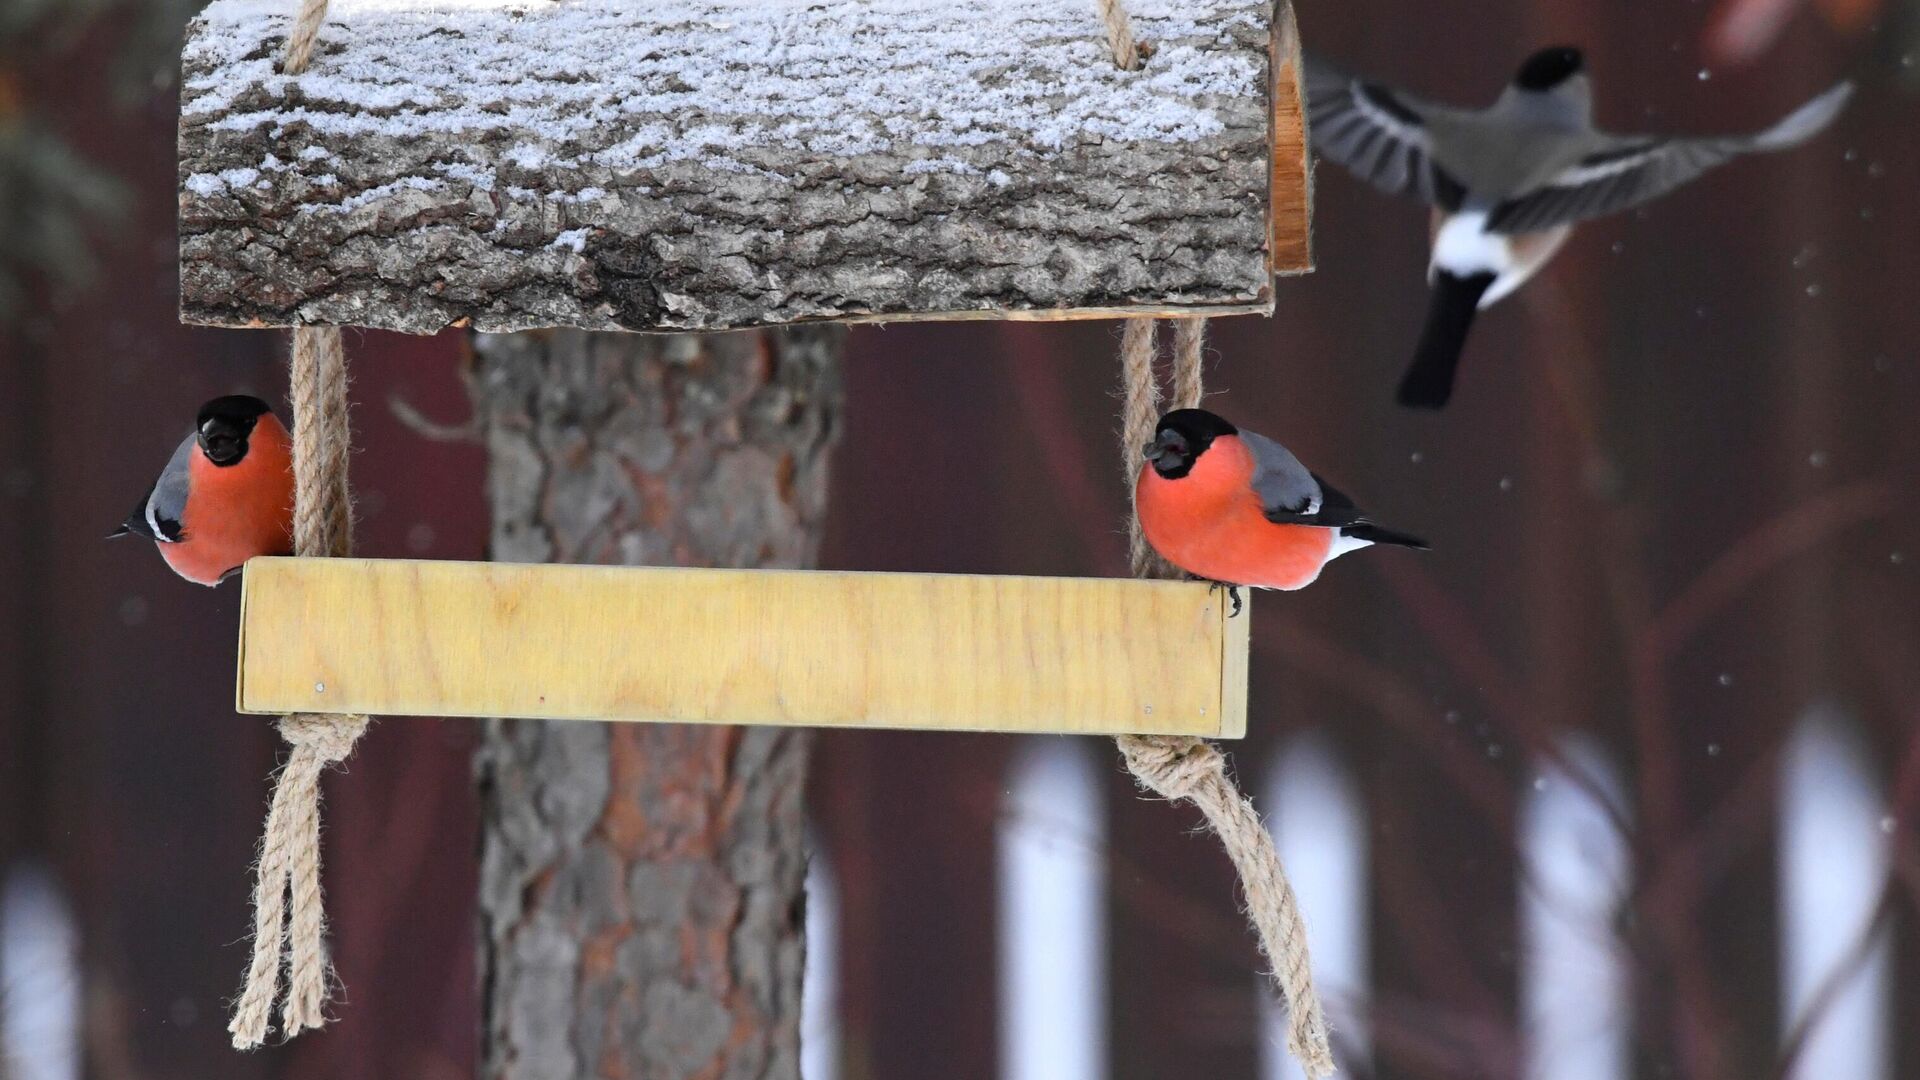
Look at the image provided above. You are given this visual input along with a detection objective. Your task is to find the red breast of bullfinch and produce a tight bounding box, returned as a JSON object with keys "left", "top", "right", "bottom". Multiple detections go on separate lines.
{"left": 1135, "top": 408, "right": 1427, "bottom": 592}
{"left": 109, "top": 395, "right": 295, "bottom": 586}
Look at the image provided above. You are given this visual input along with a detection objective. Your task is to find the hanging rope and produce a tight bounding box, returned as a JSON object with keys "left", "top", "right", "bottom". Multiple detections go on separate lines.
{"left": 1120, "top": 319, "right": 1161, "bottom": 574}
{"left": 229, "top": 27, "right": 365, "bottom": 1038}
{"left": 230, "top": 322, "right": 366, "bottom": 1050}
{"left": 1114, "top": 317, "right": 1336, "bottom": 1079}
{"left": 280, "top": 0, "right": 332, "bottom": 74}
{"left": 1093, "top": 0, "right": 1142, "bottom": 70}
{"left": 1170, "top": 317, "right": 1206, "bottom": 410}
{"left": 230, "top": 11, "right": 369, "bottom": 1051}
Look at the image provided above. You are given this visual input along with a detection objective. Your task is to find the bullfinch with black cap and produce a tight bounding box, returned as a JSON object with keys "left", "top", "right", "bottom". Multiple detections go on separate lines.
{"left": 1136, "top": 409, "right": 1426, "bottom": 609}
{"left": 109, "top": 395, "right": 295, "bottom": 586}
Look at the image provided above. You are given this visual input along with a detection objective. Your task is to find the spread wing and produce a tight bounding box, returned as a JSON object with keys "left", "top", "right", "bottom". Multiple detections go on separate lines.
{"left": 1302, "top": 52, "right": 1469, "bottom": 211}
{"left": 1487, "top": 81, "right": 1852, "bottom": 233}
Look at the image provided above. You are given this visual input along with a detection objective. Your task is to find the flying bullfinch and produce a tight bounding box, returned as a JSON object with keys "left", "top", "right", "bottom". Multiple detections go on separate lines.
{"left": 1136, "top": 409, "right": 1426, "bottom": 606}
{"left": 109, "top": 395, "right": 294, "bottom": 586}
{"left": 1303, "top": 46, "right": 1852, "bottom": 408}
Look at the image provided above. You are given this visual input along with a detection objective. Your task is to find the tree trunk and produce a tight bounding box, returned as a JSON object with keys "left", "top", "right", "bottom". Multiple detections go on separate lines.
{"left": 469, "top": 326, "right": 844, "bottom": 1080}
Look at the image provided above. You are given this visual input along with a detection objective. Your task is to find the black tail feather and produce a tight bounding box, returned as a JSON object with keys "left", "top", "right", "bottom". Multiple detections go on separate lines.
{"left": 1346, "top": 523, "right": 1430, "bottom": 550}
{"left": 109, "top": 493, "right": 153, "bottom": 541}
{"left": 1397, "top": 271, "right": 1495, "bottom": 409}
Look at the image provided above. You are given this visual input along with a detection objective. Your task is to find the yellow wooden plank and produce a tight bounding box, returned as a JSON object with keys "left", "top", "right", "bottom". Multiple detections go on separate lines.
{"left": 1219, "top": 590, "right": 1252, "bottom": 740}
{"left": 236, "top": 558, "right": 1246, "bottom": 738}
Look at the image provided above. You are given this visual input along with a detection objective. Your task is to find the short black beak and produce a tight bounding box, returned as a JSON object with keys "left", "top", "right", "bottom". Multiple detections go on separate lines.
{"left": 1143, "top": 431, "right": 1183, "bottom": 464}
{"left": 106, "top": 524, "right": 131, "bottom": 539}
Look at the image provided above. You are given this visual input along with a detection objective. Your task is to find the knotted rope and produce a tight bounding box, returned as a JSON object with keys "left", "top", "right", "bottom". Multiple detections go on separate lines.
{"left": 231, "top": 7, "right": 366, "bottom": 1024}
{"left": 229, "top": 706, "right": 367, "bottom": 1048}
{"left": 230, "top": 319, "right": 365, "bottom": 1049}
{"left": 1114, "top": 318, "right": 1336, "bottom": 1078}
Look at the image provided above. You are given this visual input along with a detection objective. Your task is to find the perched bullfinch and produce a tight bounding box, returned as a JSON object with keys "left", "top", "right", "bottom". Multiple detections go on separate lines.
{"left": 1303, "top": 46, "right": 1852, "bottom": 408}
{"left": 109, "top": 395, "right": 294, "bottom": 586}
{"left": 1136, "top": 409, "right": 1426, "bottom": 606}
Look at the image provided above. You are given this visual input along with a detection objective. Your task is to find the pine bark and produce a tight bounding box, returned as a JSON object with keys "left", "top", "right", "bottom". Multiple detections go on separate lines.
{"left": 469, "top": 326, "right": 844, "bottom": 1080}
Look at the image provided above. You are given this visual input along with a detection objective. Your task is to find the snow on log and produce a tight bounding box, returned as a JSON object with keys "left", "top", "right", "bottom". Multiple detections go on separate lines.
{"left": 178, "top": 0, "right": 1308, "bottom": 334}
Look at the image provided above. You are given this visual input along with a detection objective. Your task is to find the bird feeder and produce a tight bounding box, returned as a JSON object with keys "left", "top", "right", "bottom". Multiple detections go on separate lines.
{"left": 182, "top": 0, "right": 1331, "bottom": 1066}
{"left": 179, "top": 0, "right": 1312, "bottom": 734}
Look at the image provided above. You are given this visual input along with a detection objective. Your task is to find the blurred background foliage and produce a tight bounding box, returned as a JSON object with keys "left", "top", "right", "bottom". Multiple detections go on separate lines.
{"left": 0, "top": 0, "right": 201, "bottom": 324}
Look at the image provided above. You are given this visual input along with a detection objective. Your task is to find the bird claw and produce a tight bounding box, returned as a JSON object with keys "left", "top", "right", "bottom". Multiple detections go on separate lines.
{"left": 1205, "top": 580, "right": 1244, "bottom": 617}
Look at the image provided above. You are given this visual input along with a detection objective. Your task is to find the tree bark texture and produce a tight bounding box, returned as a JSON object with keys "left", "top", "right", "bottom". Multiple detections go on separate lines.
{"left": 470, "top": 326, "right": 844, "bottom": 1080}
{"left": 176, "top": 0, "right": 1292, "bottom": 333}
